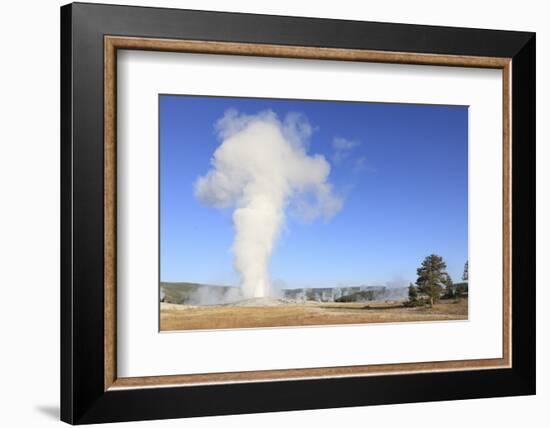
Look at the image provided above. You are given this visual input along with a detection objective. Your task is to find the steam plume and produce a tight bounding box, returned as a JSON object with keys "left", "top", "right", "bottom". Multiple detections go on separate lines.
{"left": 195, "top": 110, "right": 342, "bottom": 298}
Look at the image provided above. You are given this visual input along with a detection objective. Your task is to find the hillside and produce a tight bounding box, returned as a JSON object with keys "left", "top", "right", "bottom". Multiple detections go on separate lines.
{"left": 160, "top": 282, "right": 408, "bottom": 305}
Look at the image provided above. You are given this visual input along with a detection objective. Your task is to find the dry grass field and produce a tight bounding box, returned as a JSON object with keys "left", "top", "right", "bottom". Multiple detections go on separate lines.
{"left": 160, "top": 298, "right": 468, "bottom": 331}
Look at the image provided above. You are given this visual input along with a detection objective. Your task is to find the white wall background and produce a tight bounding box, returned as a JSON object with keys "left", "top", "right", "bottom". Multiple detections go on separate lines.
{"left": 0, "top": 1, "right": 546, "bottom": 427}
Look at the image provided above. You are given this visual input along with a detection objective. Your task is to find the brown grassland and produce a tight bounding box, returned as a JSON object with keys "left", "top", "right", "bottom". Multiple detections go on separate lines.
{"left": 160, "top": 298, "right": 468, "bottom": 331}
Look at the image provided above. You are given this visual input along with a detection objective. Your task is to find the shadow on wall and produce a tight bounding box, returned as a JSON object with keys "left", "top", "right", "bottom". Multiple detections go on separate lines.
{"left": 35, "top": 405, "right": 59, "bottom": 420}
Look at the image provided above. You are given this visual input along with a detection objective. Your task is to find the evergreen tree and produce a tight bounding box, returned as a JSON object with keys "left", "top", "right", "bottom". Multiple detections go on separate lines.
{"left": 462, "top": 261, "right": 469, "bottom": 281}
{"left": 415, "top": 254, "right": 449, "bottom": 307}
{"left": 443, "top": 273, "right": 455, "bottom": 299}
{"left": 408, "top": 282, "right": 418, "bottom": 303}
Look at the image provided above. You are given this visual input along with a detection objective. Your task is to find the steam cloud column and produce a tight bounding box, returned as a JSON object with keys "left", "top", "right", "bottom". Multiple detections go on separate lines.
{"left": 195, "top": 110, "right": 342, "bottom": 299}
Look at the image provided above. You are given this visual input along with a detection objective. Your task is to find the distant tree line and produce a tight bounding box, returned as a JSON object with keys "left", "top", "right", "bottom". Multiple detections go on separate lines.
{"left": 406, "top": 255, "right": 468, "bottom": 307}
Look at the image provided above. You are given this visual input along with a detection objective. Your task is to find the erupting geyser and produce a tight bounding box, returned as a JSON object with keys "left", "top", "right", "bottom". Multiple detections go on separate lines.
{"left": 194, "top": 110, "right": 342, "bottom": 299}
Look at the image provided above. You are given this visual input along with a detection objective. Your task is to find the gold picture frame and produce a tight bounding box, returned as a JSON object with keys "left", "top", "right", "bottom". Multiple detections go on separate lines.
{"left": 103, "top": 36, "right": 512, "bottom": 391}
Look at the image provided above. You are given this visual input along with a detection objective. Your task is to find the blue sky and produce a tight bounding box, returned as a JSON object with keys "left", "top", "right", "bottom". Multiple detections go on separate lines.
{"left": 160, "top": 95, "right": 468, "bottom": 288}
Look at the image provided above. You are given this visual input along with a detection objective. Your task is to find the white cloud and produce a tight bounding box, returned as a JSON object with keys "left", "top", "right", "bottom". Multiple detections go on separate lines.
{"left": 332, "top": 137, "right": 360, "bottom": 163}
{"left": 353, "top": 156, "right": 367, "bottom": 172}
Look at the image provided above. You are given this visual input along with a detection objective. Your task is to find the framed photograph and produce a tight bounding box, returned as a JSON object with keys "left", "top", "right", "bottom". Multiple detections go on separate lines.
{"left": 61, "top": 2, "right": 535, "bottom": 424}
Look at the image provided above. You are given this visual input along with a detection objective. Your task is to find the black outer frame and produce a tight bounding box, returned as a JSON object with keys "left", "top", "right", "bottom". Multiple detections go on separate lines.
{"left": 60, "top": 2, "right": 535, "bottom": 424}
